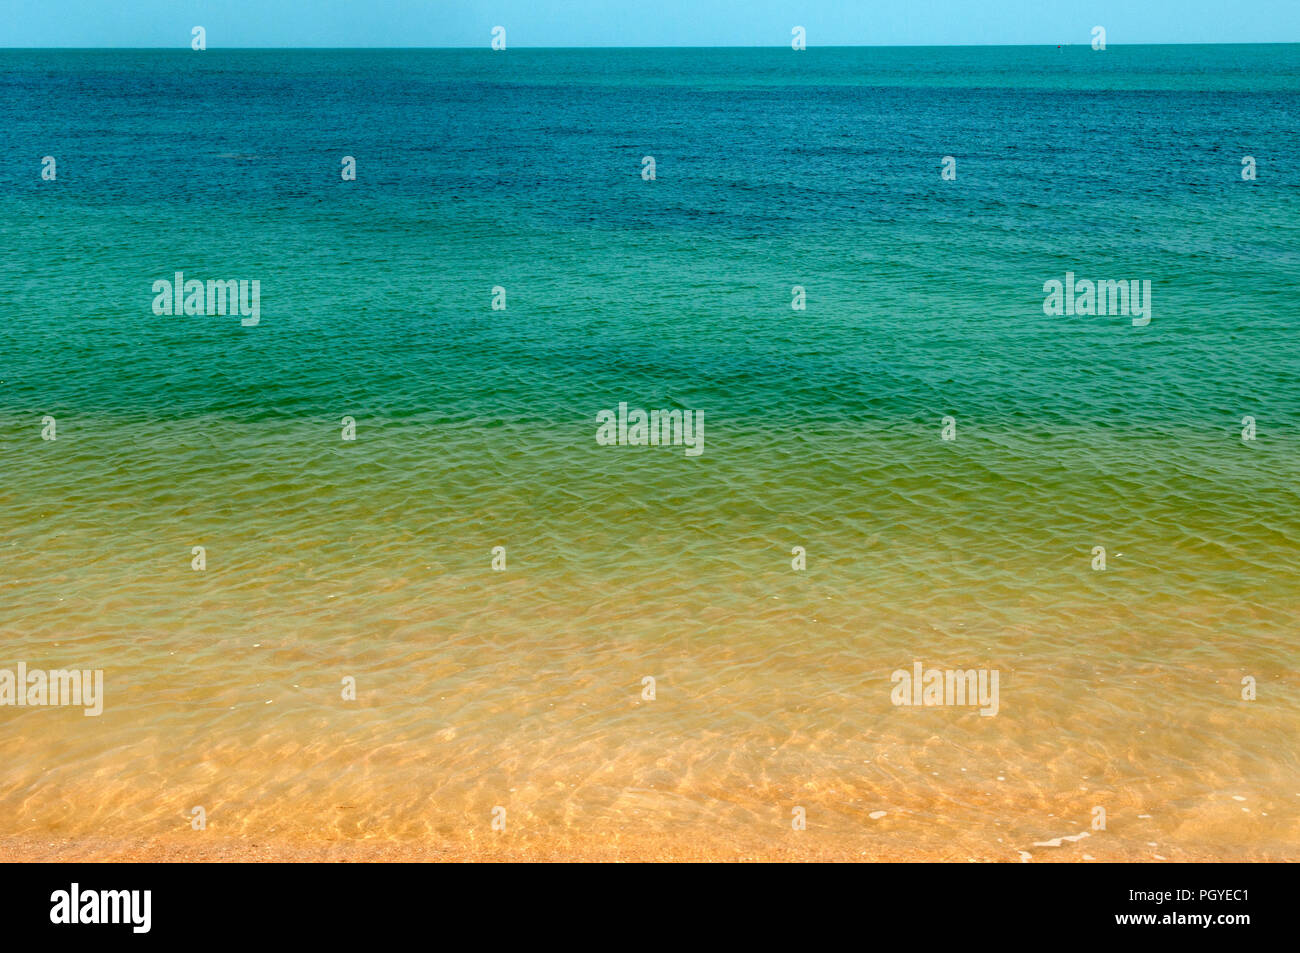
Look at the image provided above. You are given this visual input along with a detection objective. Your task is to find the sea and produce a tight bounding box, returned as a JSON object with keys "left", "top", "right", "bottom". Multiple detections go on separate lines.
{"left": 0, "top": 45, "right": 1297, "bottom": 859}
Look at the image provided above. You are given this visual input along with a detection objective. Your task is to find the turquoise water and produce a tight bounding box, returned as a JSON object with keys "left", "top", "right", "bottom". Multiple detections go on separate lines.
{"left": 0, "top": 46, "right": 1297, "bottom": 859}
{"left": 2, "top": 47, "right": 1298, "bottom": 426}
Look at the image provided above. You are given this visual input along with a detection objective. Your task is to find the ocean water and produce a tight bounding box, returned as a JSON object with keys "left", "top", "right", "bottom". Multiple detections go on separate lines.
{"left": 0, "top": 46, "right": 1298, "bottom": 859}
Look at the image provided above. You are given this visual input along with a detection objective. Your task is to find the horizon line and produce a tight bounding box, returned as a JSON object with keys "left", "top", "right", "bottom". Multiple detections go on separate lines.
{"left": 3, "top": 41, "right": 1299, "bottom": 51}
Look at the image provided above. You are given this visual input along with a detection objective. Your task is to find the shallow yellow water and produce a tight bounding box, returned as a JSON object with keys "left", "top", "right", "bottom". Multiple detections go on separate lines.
{"left": 1, "top": 419, "right": 1296, "bottom": 860}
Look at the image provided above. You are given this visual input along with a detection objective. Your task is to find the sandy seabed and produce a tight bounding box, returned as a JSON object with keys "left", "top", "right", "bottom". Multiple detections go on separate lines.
{"left": 0, "top": 832, "right": 1261, "bottom": 863}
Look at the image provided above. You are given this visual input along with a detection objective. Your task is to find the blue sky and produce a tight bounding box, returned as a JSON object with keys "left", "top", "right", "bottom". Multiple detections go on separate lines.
{"left": 4, "top": 1, "right": 1298, "bottom": 47}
